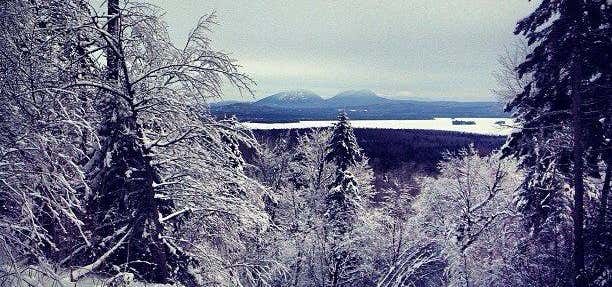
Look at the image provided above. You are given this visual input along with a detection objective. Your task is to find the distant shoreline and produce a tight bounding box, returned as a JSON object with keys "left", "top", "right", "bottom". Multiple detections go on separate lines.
{"left": 242, "top": 118, "right": 514, "bottom": 136}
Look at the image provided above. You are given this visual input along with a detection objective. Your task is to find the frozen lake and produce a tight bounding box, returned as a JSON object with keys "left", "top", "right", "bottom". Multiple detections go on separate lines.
{"left": 243, "top": 118, "right": 515, "bottom": 136}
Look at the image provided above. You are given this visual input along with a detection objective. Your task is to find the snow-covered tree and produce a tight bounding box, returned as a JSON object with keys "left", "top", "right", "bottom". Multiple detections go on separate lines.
{"left": 250, "top": 126, "right": 384, "bottom": 287}
{"left": 365, "top": 169, "right": 448, "bottom": 287}
{"left": 37, "top": 1, "right": 269, "bottom": 285}
{"left": 409, "top": 148, "right": 526, "bottom": 286}
{"left": 0, "top": 0, "right": 97, "bottom": 283}
{"left": 251, "top": 129, "right": 334, "bottom": 286}
{"left": 504, "top": 1, "right": 612, "bottom": 284}
{"left": 492, "top": 39, "right": 532, "bottom": 103}
{"left": 322, "top": 113, "right": 368, "bottom": 287}
{"left": 325, "top": 114, "right": 361, "bottom": 171}
{"left": 0, "top": 1, "right": 274, "bottom": 284}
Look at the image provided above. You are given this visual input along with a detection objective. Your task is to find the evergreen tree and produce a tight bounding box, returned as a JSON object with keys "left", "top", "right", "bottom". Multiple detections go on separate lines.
{"left": 79, "top": 0, "right": 185, "bottom": 283}
{"left": 325, "top": 113, "right": 362, "bottom": 171}
{"left": 71, "top": 1, "right": 258, "bottom": 285}
{"left": 323, "top": 112, "right": 363, "bottom": 287}
{"left": 505, "top": 1, "right": 611, "bottom": 285}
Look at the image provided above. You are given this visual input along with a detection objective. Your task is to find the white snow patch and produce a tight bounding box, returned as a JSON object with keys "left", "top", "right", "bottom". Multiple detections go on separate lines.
{"left": 103, "top": 151, "right": 113, "bottom": 168}
{"left": 590, "top": 72, "right": 602, "bottom": 82}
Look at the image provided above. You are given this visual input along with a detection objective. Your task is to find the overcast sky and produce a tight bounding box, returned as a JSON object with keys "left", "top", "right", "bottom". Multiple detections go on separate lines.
{"left": 141, "top": 0, "right": 537, "bottom": 101}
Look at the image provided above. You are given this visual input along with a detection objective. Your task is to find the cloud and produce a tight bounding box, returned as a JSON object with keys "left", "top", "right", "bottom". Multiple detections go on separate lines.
{"left": 136, "top": 0, "right": 538, "bottom": 101}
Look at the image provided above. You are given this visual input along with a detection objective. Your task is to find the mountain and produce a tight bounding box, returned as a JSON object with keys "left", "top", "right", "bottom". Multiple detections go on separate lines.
{"left": 254, "top": 90, "right": 324, "bottom": 108}
{"left": 210, "top": 89, "right": 509, "bottom": 122}
{"left": 252, "top": 89, "right": 395, "bottom": 108}
{"left": 210, "top": 100, "right": 249, "bottom": 107}
{"left": 326, "top": 89, "right": 393, "bottom": 107}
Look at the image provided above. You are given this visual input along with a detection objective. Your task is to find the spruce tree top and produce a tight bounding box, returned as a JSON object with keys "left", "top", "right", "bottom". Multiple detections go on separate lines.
{"left": 325, "top": 112, "right": 361, "bottom": 171}
{"left": 504, "top": 0, "right": 610, "bottom": 161}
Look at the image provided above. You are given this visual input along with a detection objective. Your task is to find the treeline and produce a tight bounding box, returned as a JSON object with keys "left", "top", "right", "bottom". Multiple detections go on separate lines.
{"left": 252, "top": 128, "right": 505, "bottom": 173}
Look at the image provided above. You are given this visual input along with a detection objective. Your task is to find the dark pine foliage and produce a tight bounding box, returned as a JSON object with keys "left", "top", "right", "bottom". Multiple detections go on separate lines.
{"left": 80, "top": 0, "right": 196, "bottom": 284}
{"left": 251, "top": 128, "right": 505, "bottom": 174}
{"left": 504, "top": 0, "right": 612, "bottom": 285}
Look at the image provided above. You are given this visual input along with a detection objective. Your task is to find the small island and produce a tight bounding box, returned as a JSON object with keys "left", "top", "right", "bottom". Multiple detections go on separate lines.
{"left": 452, "top": 120, "right": 476, "bottom": 125}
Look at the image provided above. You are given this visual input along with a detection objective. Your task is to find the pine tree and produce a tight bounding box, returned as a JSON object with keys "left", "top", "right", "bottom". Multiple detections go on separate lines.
{"left": 78, "top": 0, "right": 186, "bottom": 283}
{"left": 63, "top": 1, "right": 260, "bottom": 284}
{"left": 325, "top": 113, "right": 362, "bottom": 234}
{"left": 325, "top": 113, "right": 362, "bottom": 172}
{"left": 590, "top": 2, "right": 612, "bottom": 284}
{"left": 505, "top": 1, "right": 611, "bottom": 285}
{"left": 323, "top": 112, "right": 363, "bottom": 287}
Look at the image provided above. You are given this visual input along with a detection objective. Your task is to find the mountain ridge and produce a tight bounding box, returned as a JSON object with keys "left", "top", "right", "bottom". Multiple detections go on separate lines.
{"left": 211, "top": 89, "right": 508, "bottom": 122}
{"left": 254, "top": 89, "right": 324, "bottom": 108}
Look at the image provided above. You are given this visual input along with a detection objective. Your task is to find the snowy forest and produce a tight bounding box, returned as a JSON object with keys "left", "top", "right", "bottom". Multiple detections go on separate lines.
{"left": 0, "top": 0, "right": 611, "bottom": 286}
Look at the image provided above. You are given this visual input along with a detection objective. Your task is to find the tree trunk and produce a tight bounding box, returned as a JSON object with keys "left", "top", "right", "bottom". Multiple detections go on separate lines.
{"left": 460, "top": 251, "right": 471, "bottom": 287}
{"left": 107, "top": 0, "right": 119, "bottom": 82}
{"left": 571, "top": 75, "right": 586, "bottom": 287}
{"left": 599, "top": 158, "right": 611, "bottom": 233}
{"left": 291, "top": 249, "right": 303, "bottom": 287}
{"left": 101, "top": 0, "right": 170, "bottom": 282}
{"left": 566, "top": 2, "right": 586, "bottom": 282}
{"left": 330, "top": 256, "right": 341, "bottom": 287}
{"left": 599, "top": 100, "right": 612, "bottom": 234}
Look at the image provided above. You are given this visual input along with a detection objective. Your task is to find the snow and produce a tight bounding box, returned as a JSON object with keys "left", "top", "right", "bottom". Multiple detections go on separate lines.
{"left": 590, "top": 72, "right": 602, "bottom": 82}
{"left": 273, "top": 90, "right": 318, "bottom": 101}
{"left": 103, "top": 150, "right": 113, "bottom": 168}
{"left": 243, "top": 118, "right": 515, "bottom": 136}
{"left": 5, "top": 267, "right": 171, "bottom": 287}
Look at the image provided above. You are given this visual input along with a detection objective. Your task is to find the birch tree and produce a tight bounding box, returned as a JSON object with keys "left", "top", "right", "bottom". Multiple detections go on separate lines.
{"left": 410, "top": 148, "right": 525, "bottom": 286}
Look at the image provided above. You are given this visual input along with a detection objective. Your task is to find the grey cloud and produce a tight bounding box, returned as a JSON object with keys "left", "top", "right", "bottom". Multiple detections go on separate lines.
{"left": 139, "top": 0, "right": 538, "bottom": 101}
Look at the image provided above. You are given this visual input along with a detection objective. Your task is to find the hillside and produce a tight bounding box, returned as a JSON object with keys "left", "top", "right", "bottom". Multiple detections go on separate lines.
{"left": 254, "top": 89, "right": 324, "bottom": 108}
{"left": 325, "top": 89, "right": 393, "bottom": 107}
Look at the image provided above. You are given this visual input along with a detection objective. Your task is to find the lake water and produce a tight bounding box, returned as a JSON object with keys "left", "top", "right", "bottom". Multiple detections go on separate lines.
{"left": 243, "top": 118, "right": 515, "bottom": 136}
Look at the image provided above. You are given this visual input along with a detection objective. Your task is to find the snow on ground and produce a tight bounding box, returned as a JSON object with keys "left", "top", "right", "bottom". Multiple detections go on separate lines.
{"left": 243, "top": 118, "right": 515, "bottom": 136}
{"left": 4, "top": 267, "right": 174, "bottom": 287}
